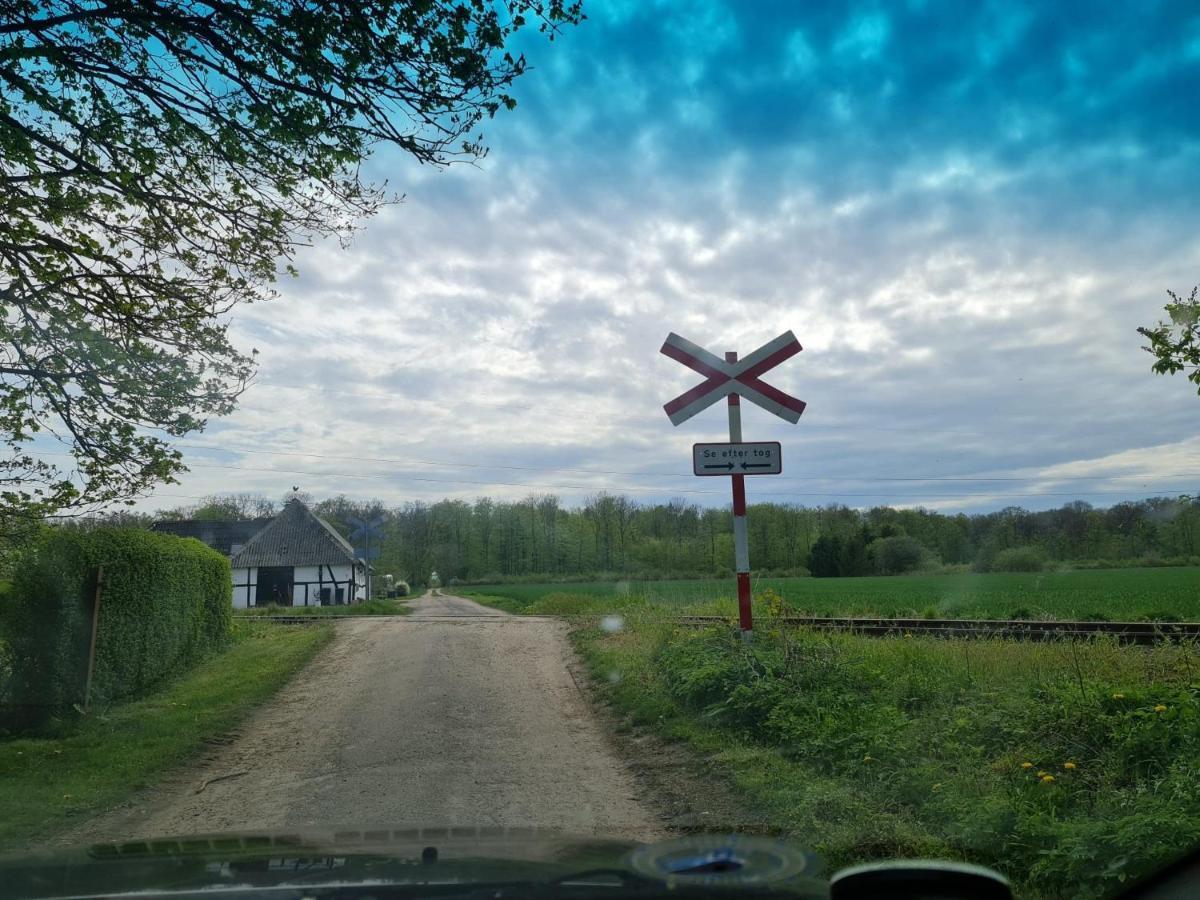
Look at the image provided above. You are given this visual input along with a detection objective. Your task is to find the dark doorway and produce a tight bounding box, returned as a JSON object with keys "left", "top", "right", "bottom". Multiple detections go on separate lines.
{"left": 256, "top": 566, "right": 294, "bottom": 607}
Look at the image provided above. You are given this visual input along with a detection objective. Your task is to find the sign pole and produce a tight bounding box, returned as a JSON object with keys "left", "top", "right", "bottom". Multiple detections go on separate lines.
{"left": 726, "top": 351, "right": 752, "bottom": 636}
{"left": 660, "top": 329, "right": 804, "bottom": 639}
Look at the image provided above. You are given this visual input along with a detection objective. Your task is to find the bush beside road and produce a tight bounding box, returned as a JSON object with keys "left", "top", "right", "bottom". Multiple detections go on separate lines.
{"left": 572, "top": 616, "right": 1200, "bottom": 900}
{"left": 3, "top": 528, "right": 231, "bottom": 725}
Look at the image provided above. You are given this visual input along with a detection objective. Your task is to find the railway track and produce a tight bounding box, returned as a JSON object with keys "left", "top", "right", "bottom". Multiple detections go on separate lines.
{"left": 676, "top": 615, "right": 1200, "bottom": 644}
{"left": 234, "top": 613, "right": 1200, "bottom": 644}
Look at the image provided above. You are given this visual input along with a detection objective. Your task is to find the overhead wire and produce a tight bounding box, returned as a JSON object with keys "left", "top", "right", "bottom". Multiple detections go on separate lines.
{"left": 170, "top": 440, "right": 1200, "bottom": 486}
{"left": 152, "top": 458, "right": 1199, "bottom": 501}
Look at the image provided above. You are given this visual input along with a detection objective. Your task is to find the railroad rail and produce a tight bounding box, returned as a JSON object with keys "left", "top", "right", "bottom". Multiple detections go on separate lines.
{"left": 233, "top": 613, "right": 1200, "bottom": 644}
{"left": 676, "top": 615, "right": 1200, "bottom": 644}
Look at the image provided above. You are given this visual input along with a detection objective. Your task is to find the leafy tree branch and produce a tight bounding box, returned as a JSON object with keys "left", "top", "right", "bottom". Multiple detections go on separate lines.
{"left": 0, "top": 0, "right": 583, "bottom": 531}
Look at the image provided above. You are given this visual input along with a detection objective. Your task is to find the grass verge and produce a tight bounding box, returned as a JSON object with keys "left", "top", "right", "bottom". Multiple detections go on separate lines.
{"left": 234, "top": 597, "right": 413, "bottom": 617}
{"left": 0, "top": 620, "right": 334, "bottom": 851}
{"left": 573, "top": 615, "right": 1200, "bottom": 899}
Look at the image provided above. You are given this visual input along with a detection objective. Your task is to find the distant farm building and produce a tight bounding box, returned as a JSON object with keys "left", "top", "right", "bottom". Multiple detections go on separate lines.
{"left": 152, "top": 499, "right": 367, "bottom": 608}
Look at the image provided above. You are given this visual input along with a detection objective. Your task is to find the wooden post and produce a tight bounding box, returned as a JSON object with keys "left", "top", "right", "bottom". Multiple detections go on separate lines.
{"left": 83, "top": 566, "right": 104, "bottom": 713}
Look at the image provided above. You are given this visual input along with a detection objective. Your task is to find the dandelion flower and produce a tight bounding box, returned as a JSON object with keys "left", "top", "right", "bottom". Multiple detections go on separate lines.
{"left": 1154, "top": 704, "right": 1168, "bottom": 713}
{"left": 1041, "top": 774, "right": 1055, "bottom": 783}
{"left": 1021, "top": 762, "right": 1034, "bottom": 769}
{"left": 932, "top": 783, "right": 942, "bottom": 792}
{"left": 862, "top": 755, "right": 875, "bottom": 763}
{"left": 1037, "top": 771, "right": 1048, "bottom": 778}
{"left": 1112, "top": 693, "right": 1125, "bottom": 700}
{"left": 1063, "top": 762, "right": 1077, "bottom": 770}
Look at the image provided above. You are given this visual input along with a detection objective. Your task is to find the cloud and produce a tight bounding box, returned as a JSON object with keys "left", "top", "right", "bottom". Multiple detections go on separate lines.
{"left": 139, "top": 1, "right": 1200, "bottom": 515}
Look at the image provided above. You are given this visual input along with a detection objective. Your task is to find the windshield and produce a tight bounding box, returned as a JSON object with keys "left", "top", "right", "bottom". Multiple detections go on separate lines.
{"left": 2, "top": 3, "right": 1199, "bottom": 900}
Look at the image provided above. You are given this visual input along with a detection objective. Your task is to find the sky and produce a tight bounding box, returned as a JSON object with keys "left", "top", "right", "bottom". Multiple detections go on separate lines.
{"left": 150, "top": 0, "right": 1200, "bottom": 515}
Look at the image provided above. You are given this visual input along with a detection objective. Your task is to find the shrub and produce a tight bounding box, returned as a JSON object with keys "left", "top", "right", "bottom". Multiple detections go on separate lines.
{"left": 393, "top": 580, "right": 410, "bottom": 597}
{"left": 2, "top": 528, "right": 231, "bottom": 726}
{"left": 988, "top": 546, "right": 1048, "bottom": 573}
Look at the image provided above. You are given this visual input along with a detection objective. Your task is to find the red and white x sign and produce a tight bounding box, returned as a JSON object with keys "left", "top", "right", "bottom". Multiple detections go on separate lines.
{"left": 661, "top": 331, "right": 807, "bottom": 426}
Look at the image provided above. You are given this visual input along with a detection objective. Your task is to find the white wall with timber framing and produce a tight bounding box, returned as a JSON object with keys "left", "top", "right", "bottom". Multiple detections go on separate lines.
{"left": 232, "top": 563, "right": 367, "bottom": 609}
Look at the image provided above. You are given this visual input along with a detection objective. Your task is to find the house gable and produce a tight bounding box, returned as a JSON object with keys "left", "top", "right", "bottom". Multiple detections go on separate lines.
{"left": 229, "top": 499, "right": 360, "bottom": 569}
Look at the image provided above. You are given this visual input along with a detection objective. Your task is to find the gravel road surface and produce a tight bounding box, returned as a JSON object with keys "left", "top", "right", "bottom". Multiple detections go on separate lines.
{"left": 62, "top": 592, "right": 665, "bottom": 844}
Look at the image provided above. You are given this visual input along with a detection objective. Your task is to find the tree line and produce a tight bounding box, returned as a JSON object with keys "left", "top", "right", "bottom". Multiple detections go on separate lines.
{"left": 147, "top": 491, "right": 1200, "bottom": 585}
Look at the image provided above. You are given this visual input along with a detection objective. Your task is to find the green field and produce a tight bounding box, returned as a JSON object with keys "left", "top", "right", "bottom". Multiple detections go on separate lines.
{"left": 459, "top": 567, "right": 1200, "bottom": 621}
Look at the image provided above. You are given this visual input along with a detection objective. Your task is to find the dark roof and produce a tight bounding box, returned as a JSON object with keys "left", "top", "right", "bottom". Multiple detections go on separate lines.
{"left": 151, "top": 518, "right": 272, "bottom": 556}
{"left": 229, "top": 499, "right": 360, "bottom": 568}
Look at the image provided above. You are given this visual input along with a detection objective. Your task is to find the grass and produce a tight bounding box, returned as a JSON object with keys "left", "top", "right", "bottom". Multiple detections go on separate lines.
{"left": 0, "top": 620, "right": 334, "bottom": 851}
{"left": 459, "top": 566, "right": 1200, "bottom": 621}
{"left": 234, "top": 596, "right": 413, "bottom": 617}
{"left": 574, "top": 613, "right": 1200, "bottom": 899}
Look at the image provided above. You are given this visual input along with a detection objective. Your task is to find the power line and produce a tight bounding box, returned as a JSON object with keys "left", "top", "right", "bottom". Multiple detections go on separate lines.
{"left": 167, "top": 458, "right": 1195, "bottom": 501}
{"left": 172, "top": 440, "right": 1200, "bottom": 485}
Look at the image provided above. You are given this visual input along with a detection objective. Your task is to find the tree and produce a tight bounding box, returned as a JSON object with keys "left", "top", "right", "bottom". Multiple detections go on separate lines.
{"left": 808, "top": 534, "right": 842, "bottom": 578}
{"left": 1138, "top": 286, "right": 1200, "bottom": 397}
{"left": 868, "top": 534, "right": 925, "bottom": 576}
{"left": 0, "top": 0, "right": 584, "bottom": 529}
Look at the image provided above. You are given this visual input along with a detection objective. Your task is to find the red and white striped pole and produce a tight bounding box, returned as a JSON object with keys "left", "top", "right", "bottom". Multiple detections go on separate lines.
{"left": 726, "top": 351, "right": 752, "bottom": 636}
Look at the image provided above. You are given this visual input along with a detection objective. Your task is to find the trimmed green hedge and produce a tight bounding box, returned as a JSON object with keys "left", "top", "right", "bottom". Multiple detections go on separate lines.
{"left": 2, "top": 528, "right": 231, "bottom": 725}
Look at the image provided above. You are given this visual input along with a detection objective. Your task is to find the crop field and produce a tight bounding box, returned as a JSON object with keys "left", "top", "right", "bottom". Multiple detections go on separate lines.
{"left": 459, "top": 566, "right": 1200, "bottom": 621}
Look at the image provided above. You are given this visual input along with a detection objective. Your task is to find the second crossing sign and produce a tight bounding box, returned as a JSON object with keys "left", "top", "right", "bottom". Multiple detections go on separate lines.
{"left": 661, "top": 330, "right": 806, "bottom": 635}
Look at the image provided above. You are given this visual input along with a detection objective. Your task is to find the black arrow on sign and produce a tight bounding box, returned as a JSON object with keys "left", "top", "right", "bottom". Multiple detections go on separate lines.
{"left": 741, "top": 462, "right": 773, "bottom": 470}
{"left": 704, "top": 463, "right": 735, "bottom": 471}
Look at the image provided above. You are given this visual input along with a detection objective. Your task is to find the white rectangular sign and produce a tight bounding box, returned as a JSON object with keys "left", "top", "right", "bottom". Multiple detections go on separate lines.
{"left": 692, "top": 441, "right": 782, "bottom": 476}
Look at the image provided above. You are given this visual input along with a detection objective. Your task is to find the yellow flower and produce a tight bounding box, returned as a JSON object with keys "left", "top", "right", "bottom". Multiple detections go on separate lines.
{"left": 1041, "top": 774, "right": 1055, "bottom": 783}
{"left": 904, "top": 632, "right": 913, "bottom": 639}
{"left": 1063, "top": 762, "right": 1077, "bottom": 770}
{"left": 932, "top": 783, "right": 942, "bottom": 792}
{"left": 1154, "top": 704, "right": 1168, "bottom": 713}
{"left": 1020, "top": 761, "right": 1034, "bottom": 769}
{"left": 1037, "top": 771, "right": 1048, "bottom": 778}
{"left": 1111, "top": 693, "right": 1125, "bottom": 700}
{"left": 862, "top": 755, "right": 875, "bottom": 763}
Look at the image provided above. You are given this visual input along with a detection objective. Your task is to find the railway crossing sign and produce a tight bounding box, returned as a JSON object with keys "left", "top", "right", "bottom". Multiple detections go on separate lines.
{"left": 661, "top": 331, "right": 806, "bottom": 425}
{"left": 661, "top": 331, "right": 806, "bottom": 635}
{"left": 693, "top": 441, "right": 782, "bottom": 476}
{"left": 348, "top": 514, "right": 387, "bottom": 598}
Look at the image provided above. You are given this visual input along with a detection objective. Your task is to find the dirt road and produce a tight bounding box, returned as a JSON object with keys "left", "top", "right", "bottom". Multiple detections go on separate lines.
{"left": 63, "top": 593, "right": 665, "bottom": 843}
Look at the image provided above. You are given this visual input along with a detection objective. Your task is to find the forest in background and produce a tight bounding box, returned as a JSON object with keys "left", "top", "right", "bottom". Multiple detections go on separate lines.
{"left": 136, "top": 492, "right": 1200, "bottom": 586}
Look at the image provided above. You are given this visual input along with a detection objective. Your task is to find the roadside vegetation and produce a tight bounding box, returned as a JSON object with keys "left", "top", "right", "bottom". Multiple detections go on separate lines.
{"left": 0, "top": 620, "right": 332, "bottom": 850}
{"left": 235, "top": 597, "right": 413, "bottom": 617}
{"left": 574, "top": 604, "right": 1200, "bottom": 899}
{"left": 459, "top": 566, "right": 1200, "bottom": 621}
{"left": 2, "top": 528, "right": 233, "bottom": 725}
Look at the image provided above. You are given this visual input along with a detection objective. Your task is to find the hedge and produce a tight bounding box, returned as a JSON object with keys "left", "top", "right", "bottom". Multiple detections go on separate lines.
{"left": 1, "top": 528, "right": 231, "bottom": 726}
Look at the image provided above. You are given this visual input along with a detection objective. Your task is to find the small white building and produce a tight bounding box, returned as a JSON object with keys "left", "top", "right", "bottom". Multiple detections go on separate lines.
{"left": 230, "top": 499, "right": 367, "bottom": 609}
